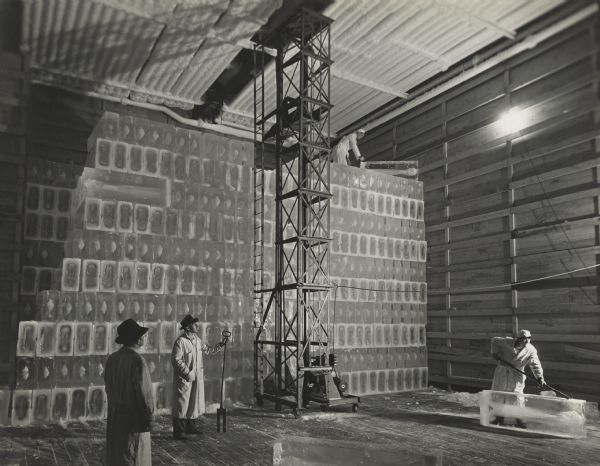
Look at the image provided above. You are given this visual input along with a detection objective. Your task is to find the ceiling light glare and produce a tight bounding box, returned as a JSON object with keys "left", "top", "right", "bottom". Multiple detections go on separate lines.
{"left": 498, "top": 108, "right": 529, "bottom": 135}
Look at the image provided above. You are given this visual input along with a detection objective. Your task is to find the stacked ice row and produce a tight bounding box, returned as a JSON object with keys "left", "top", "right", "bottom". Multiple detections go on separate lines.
{"left": 345, "top": 367, "right": 428, "bottom": 395}
{"left": 58, "top": 258, "right": 252, "bottom": 296}
{"left": 333, "top": 323, "right": 426, "bottom": 348}
{"left": 7, "top": 386, "right": 109, "bottom": 426}
{"left": 6, "top": 381, "right": 239, "bottom": 426}
{"left": 70, "top": 195, "right": 251, "bottom": 240}
{"left": 16, "top": 315, "right": 253, "bottom": 358}
{"left": 27, "top": 288, "right": 252, "bottom": 323}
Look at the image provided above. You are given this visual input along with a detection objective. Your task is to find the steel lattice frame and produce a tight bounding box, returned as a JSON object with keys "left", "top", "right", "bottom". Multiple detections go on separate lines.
{"left": 253, "top": 42, "right": 266, "bottom": 330}
{"left": 254, "top": 8, "right": 333, "bottom": 412}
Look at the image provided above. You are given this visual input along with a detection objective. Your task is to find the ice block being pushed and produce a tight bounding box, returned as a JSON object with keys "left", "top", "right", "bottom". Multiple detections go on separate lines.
{"left": 480, "top": 390, "right": 586, "bottom": 438}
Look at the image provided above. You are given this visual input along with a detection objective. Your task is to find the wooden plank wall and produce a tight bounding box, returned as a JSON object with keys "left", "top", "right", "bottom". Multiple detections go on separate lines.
{"left": 0, "top": 51, "right": 26, "bottom": 386}
{"left": 360, "top": 17, "right": 600, "bottom": 402}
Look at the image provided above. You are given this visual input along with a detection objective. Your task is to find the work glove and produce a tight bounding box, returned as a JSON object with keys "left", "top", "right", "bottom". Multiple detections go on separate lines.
{"left": 536, "top": 376, "right": 545, "bottom": 386}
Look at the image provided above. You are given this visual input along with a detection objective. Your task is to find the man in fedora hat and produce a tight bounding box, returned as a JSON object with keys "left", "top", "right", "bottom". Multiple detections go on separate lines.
{"left": 171, "top": 314, "right": 226, "bottom": 440}
{"left": 490, "top": 329, "right": 545, "bottom": 428}
{"left": 105, "top": 319, "right": 154, "bottom": 465}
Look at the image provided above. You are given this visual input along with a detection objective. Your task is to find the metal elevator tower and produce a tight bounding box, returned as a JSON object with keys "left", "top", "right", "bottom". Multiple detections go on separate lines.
{"left": 253, "top": 7, "right": 333, "bottom": 415}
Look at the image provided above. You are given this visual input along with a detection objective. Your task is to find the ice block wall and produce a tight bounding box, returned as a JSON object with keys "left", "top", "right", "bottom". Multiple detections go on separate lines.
{"left": 8, "top": 158, "right": 80, "bottom": 426}
{"left": 261, "top": 164, "right": 428, "bottom": 396}
{"left": 6, "top": 112, "right": 255, "bottom": 426}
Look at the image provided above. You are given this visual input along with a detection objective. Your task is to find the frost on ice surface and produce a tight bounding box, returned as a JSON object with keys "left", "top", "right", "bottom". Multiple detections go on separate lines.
{"left": 479, "top": 390, "right": 586, "bottom": 438}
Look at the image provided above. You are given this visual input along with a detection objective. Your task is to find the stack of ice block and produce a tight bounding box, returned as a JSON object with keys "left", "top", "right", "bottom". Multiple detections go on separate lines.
{"left": 5, "top": 112, "right": 256, "bottom": 426}
{"left": 479, "top": 390, "right": 586, "bottom": 438}
{"left": 261, "top": 164, "right": 429, "bottom": 396}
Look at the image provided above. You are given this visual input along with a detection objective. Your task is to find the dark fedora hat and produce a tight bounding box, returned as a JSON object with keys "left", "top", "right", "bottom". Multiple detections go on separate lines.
{"left": 180, "top": 314, "right": 199, "bottom": 330}
{"left": 115, "top": 319, "right": 148, "bottom": 345}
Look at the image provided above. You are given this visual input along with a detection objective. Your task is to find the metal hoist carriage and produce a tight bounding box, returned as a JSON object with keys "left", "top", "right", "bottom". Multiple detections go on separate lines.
{"left": 253, "top": 8, "right": 359, "bottom": 416}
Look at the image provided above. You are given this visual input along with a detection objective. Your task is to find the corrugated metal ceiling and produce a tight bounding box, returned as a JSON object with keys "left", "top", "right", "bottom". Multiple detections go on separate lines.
{"left": 23, "top": 0, "right": 282, "bottom": 108}
{"left": 230, "top": 0, "right": 564, "bottom": 133}
{"left": 23, "top": 0, "right": 565, "bottom": 132}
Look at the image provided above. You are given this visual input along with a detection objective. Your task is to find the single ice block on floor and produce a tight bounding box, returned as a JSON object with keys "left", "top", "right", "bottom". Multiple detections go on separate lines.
{"left": 479, "top": 390, "right": 586, "bottom": 438}
{"left": 273, "top": 435, "right": 442, "bottom": 466}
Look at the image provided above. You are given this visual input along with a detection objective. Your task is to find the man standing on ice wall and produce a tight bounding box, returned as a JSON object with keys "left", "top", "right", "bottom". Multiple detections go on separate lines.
{"left": 490, "top": 329, "right": 545, "bottom": 428}
{"left": 331, "top": 128, "right": 365, "bottom": 165}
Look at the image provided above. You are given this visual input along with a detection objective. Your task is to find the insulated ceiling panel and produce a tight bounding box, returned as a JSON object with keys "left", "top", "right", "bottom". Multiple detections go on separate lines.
{"left": 24, "top": 0, "right": 282, "bottom": 108}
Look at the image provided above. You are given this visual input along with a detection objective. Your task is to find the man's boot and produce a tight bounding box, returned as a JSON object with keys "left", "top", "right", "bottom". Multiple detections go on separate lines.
{"left": 186, "top": 418, "right": 202, "bottom": 434}
{"left": 491, "top": 416, "right": 505, "bottom": 426}
{"left": 173, "top": 418, "right": 187, "bottom": 440}
{"left": 515, "top": 418, "right": 527, "bottom": 429}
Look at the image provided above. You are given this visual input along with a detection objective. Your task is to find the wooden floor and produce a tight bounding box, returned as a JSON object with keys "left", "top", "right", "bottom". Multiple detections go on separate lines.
{"left": 0, "top": 389, "right": 598, "bottom": 465}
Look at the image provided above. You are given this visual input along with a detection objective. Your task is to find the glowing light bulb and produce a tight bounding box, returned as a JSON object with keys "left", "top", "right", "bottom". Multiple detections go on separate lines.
{"left": 498, "top": 108, "right": 528, "bottom": 134}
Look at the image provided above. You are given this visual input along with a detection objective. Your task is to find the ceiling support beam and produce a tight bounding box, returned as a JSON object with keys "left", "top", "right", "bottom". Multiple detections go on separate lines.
{"left": 332, "top": 44, "right": 375, "bottom": 61}
{"left": 332, "top": 68, "right": 409, "bottom": 98}
{"left": 432, "top": 1, "right": 516, "bottom": 39}
{"left": 334, "top": 39, "right": 449, "bottom": 70}
{"left": 383, "top": 36, "right": 451, "bottom": 70}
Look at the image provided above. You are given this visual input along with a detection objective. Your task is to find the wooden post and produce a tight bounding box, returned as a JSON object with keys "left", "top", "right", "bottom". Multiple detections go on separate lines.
{"left": 593, "top": 20, "right": 600, "bottom": 308}
{"left": 441, "top": 101, "right": 452, "bottom": 390}
{"left": 504, "top": 69, "right": 519, "bottom": 336}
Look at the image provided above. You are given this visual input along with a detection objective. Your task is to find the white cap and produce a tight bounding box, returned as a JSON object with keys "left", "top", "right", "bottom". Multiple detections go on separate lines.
{"left": 517, "top": 329, "right": 531, "bottom": 338}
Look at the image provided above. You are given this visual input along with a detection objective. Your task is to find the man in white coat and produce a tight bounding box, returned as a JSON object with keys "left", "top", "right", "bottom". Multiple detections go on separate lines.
{"left": 171, "top": 314, "right": 225, "bottom": 440}
{"left": 490, "top": 329, "right": 545, "bottom": 428}
{"left": 331, "top": 128, "right": 365, "bottom": 165}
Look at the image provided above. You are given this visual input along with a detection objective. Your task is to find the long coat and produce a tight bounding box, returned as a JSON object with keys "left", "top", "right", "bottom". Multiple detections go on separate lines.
{"left": 171, "top": 332, "right": 222, "bottom": 419}
{"left": 491, "top": 337, "right": 544, "bottom": 393}
{"left": 105, "top": 346, "right": 154, "bottom": 466}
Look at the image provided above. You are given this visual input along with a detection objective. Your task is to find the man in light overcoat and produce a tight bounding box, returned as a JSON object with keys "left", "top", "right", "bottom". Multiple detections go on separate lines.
{"left": 171, "top": 314, "right": 225, "bottom": 439}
